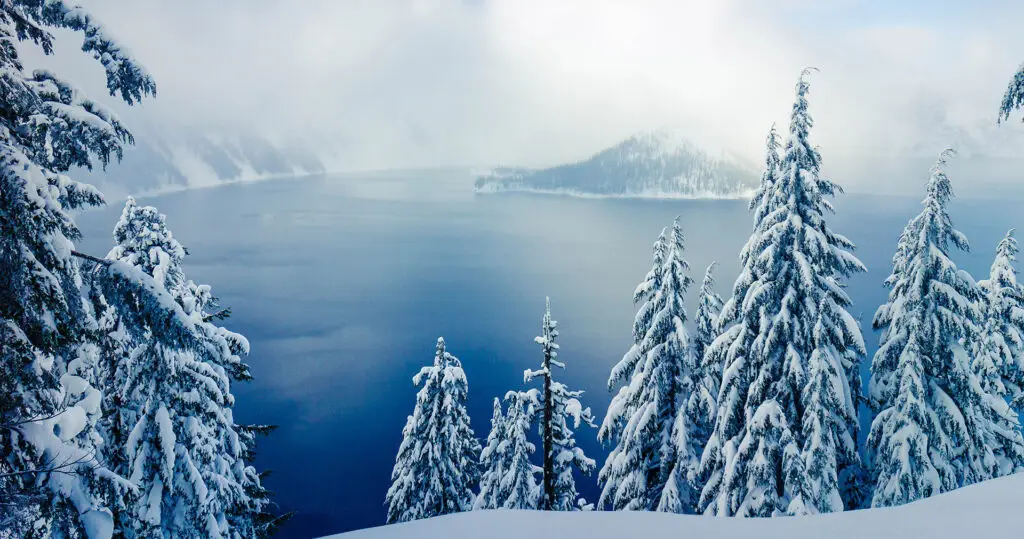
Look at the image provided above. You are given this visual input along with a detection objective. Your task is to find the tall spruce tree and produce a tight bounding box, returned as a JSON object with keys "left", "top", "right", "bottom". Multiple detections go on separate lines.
{"left": 599, "top": 219, "right": 698, "bottom": 512}
{"left": 0, "top": 2, "right": 155, "bottom": 536}
{"left": 867, "top": 150, "right": 1024, "bottom": 508}
{"left": 386, "top": 338, "right": 481, "bottom": 522}
{"left": 98, "top": 197, "right": 187, "bottom": 510}
{"left": 699, "top": 70, "right": 866, "bottom": 516}
{"left": 523, "top": 297, "right": 596, "bottom": 511}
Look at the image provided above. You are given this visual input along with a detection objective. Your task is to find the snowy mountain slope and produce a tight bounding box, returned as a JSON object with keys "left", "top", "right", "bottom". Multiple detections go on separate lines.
{"left": 474, "top": 129, "right": 759, "bottom": 198}
{"left": 325, "top": 472, "right": 1024, "bottom": 538}
{"left": 79, "top": 128, "right": 331, "bottom": 197}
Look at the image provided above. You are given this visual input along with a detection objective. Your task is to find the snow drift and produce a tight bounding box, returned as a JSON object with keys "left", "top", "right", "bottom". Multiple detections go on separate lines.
{"left": 325, "top": 472, "right": 1024, "bottom": 538}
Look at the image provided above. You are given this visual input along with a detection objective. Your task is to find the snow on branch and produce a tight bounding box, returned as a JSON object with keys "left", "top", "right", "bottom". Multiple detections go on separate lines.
{"left": 999, "top": 62, "right": 1024, "bottom": 124}
{"left": 37, "top": 0, "right": 157, "bottom": 104}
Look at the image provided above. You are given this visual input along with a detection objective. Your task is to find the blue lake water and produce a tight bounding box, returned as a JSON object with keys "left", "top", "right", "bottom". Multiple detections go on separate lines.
{"left": 73, "top": 170, "right": 1023, "bottom": 538}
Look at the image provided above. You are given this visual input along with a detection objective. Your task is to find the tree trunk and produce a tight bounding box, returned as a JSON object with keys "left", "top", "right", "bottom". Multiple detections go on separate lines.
{"left": 542, "top": 350, "right": 554, "bottom": 510}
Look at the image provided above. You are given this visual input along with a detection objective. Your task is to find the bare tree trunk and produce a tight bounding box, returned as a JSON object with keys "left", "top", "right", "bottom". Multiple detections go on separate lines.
{"left": 542, "top": 349, "right": 554, "bottom": 510}
{"left": 71, "top": 250, "right": 111, "bottom": 266}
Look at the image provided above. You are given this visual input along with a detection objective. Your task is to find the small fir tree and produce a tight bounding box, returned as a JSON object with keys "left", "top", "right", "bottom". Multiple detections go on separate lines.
{"left": 498, "top": 392, "right": 542, "bottom": 510}
{"left": 974, "top": 230, "right": 1024, "bottom": 403}
{"left": 474, "top": 398, "right": 510, "bottom": 511}
{"left": 523, "top": 297, "right": 596, "bottom": 511}
{"left": 386, "top": 338, "right": 481, "bottom": 522}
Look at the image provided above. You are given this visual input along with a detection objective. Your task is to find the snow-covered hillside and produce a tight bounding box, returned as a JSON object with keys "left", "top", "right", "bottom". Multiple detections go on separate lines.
{"left": 474, "top": 129, "right": 758, "bottom": 198}
{"left": 80, "top": 128, "right": 332, "bottom": 197}
{"left": 326, "top": 473, "right": 1024, "bottom": 538}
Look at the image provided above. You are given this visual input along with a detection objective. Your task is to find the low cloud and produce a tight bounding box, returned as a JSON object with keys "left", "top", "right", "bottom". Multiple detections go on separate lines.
{"left": 23, "top": 0, "right": 1024, "bottom": 191}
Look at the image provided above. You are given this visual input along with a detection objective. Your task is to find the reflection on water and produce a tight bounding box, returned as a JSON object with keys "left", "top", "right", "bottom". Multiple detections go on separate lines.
{"left": 73, "top": 171, "right": 1020, "bottom": 537}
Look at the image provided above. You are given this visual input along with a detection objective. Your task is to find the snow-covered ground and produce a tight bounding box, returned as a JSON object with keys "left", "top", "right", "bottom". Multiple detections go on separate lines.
{"left": 325, "top": 472, "right": 1024, "bottom": 538}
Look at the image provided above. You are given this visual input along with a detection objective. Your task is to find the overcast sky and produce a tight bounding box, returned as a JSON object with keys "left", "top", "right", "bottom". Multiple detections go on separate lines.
{"left": 29, "top": 0, "right": 1024, "bottom": 189}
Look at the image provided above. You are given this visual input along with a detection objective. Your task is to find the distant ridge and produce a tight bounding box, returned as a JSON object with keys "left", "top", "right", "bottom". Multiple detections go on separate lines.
{"left": 474, "top": 129, "right": 758, "bottom": 199}
{"left": 80, "top": 129, "right": 329, "bottom": 197}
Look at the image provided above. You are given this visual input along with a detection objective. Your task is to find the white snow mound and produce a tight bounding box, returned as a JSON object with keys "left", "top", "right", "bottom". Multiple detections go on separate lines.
{"left": 324, "top": 472, "right": 1024, "bottom": 538}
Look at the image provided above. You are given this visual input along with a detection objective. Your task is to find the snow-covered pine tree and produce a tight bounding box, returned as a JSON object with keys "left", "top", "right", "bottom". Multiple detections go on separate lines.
{"left": 0, "top": 2, "right": 155, "bottom": 536}
{"left": 82, "top": 274, "right": 131, "bottom": 481}
{"left": 654, "top": 221, "right": 705, "bottom": 514}
{"left": 107, "top": 197, "right": 187, "bottom": 295}
{"left": 179, "top": 278, "right": 281, "bottom": 537}
{"left": 700, "top": 124, "right": 782, "bottom": 408}
{"left": 103, "top": 200, "right": 259, "bottom": 538}
{"left": 77, "top": 279, "right": 137, "bottom": 536}
{"left": 999, "top": 62, "right": 1024, "bottom": 123}
{"left": 699, "top": 70, "right": 866, "bottom": 517}
{"left": 233, "top": 423, "right": 291, "bottom": 537}
{"left": 748, "top": 123, "right": 783, "bottom": 231}
{"left": 474, "top": 391, "right": 544, "bottom": 511}
{"left": 691, "top": 262, "right": 724, "bottom": 423}
{"left": 106, "top": 199, "right": 198, "bottom": 535}
{"left": 102, "top": 203, "right": 207, "bottom": 536}
{"left": 90, "top": 198, "right": 186, "bottom": 536}
{"left": 599, "top": 219, "right": 699, "bottom": 512}
{"left": 867, "top": 150, "right": 969, "bottom": 506}
{"left": 523, "top": 297, "right": 596, "bottom": 511}
{"left": 598, "top": 227, "right": 665, "bottom": 510}
{"left": 693, "top": 263, "right": 724, "bottom": 364}
{"left": 798, "top": 299, "right": 849, "bottom": 514}
{"left": 682, "top": 262, "right": 724, "bottom": 505}
{"left": 867, "top": 150, "right": 1024, "bottom": 508}
{"left": 973, "top": 231, "right": 1024, "bottom": 475}
{"left": 497, "top": 391, "right": 542, "bottom": 510}
{"left": 724, "top": 122, "right": 783, "bottom": 336}
{"left": 386, "top": 338, "right": 481, "bottom": 523}
{"left": 474, "top": 398, "right": 509, "bottom": 510}
{"left": 974, "top": 230, "right": 1024, "bottom": 405}
{"left": 696, "top": 125, "right": 782, "bottom": 516}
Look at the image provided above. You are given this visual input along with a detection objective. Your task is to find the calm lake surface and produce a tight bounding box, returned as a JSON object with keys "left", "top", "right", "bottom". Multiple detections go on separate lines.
{"left": 73, "top": 170, "right": 1023, "bottom": 538}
